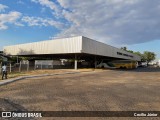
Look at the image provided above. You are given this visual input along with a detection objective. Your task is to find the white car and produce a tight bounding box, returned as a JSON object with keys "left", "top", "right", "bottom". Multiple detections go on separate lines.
{"left": 141, "top": 62, "right": 147, "bottom": 67}
{"left": 158, "top": 60, "right": 160, "bottom": 67}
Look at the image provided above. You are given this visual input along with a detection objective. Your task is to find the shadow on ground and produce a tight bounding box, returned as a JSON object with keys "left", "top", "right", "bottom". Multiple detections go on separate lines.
{"left": 115, "top": 66, "right": 160, "bottom": 72}
{"left": 0, "top": 98, "right": 34, "bottom": 120}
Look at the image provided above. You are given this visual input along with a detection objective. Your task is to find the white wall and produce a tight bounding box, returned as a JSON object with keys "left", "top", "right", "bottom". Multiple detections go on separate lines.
{"left": 81, "top": 36, "right": 141, "bottom": 61}
{"left": 3, "top": 36, "right": 141, "bottom": 61}
{"left": 4, "top": 36, "right": 82, "bottom": 55}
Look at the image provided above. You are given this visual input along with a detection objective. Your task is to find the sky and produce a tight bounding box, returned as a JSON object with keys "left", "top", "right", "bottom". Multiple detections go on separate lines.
{"left": 0, "top": 0, "right": 159, "bottom": 60}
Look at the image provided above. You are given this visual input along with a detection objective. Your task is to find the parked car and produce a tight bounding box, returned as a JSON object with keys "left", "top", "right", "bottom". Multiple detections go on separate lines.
{"left": 139, "top": 62, "right": 147, "bottom": 67}
{"left": 158, "top": 60, "right": 160, "bottom": 67}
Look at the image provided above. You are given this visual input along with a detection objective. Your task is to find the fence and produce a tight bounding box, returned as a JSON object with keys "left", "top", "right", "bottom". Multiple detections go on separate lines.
{"left": 0, "top": 59, "right": 94, "bottom": 74}
{"left": 34, "top": 60, "right": 73, "bottom": 69}
{"left": 0, "top": 60, "right": 34, "bottom": 74}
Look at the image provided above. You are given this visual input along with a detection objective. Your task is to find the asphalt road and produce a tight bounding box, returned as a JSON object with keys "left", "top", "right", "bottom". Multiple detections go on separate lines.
{"left": 0, "top": 67, "right": 160, "bottom": 120}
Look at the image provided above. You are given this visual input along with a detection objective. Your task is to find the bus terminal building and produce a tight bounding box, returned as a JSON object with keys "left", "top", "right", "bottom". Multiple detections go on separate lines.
{"left": 3, "top": 36, "right": 141, "bottom": 69}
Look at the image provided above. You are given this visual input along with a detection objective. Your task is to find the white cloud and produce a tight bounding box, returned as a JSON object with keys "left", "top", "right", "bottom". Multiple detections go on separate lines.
{"left": 21, "top": 16, "right": 64, "bottom": 29}
{"left": 17, "top": 0, "right": 25, "bottom": 5}
{"left": 14, "top": 22, "right": 24, "bottom": 27}
{"left": 41, "top": 7, "right": 46, "bottom": 13}
{"left": 53, "top": 0, "right": 160, "bottom": 45}
{"left": 0, "top": 11, "right": 22, "bottom": 30}
{"left": 0, "top": 4, "right": 8, "bottom": 12}
{"left": 31, "top": 0, "right": 57, "bottom": 10}
{"left": 31, "top": 0, "right": 61, "bottom": 17}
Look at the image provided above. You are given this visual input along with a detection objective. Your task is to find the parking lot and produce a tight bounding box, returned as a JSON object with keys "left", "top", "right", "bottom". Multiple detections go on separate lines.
{"left": 0, "top": 67, "right": 160, "bottom": 120}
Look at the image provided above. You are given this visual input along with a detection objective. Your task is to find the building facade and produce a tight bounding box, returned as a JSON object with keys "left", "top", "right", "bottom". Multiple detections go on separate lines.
{"left": 3, "top": 36, "right": 141, "bottom": 69}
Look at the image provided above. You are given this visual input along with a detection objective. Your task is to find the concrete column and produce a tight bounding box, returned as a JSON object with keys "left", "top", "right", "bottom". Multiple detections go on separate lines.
{"left": 34, "top": 61, "right": 36, "bottom": 70}
{"left": 0, "top": 62, "right": 2, "bottom": 74}
{"left": 41, "top": 61, "right": 43, "bottom": 69}
{"left": 10, "top": 62, "right": 12, "bottom": 73}
{"left": 17, "top": 56, "right": 19, "bottom": 63}
{"left": 94, "top": 56, "right": 97, "bottom": 69}
{"left": 19, "top": 61, "right": 21, "bottom": 72}
{"left": 74, "top": 54, "right": 77, "bottom": 70}
{"left": 34, "top": 60, "right": 37, "bottom": 70}
{"left": 27, "top": 60, "right": 29, "bottom": 71}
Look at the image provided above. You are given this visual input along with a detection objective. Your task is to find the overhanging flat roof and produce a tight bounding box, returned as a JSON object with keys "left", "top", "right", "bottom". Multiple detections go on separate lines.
{"left": 3, "top": 36, "right": 141, "bottom": 61}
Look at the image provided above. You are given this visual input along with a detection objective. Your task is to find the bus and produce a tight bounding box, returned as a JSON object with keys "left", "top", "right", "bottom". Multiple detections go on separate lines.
{"left": 109, "top": 60, "right": 138, "bottom": 69}
{"left": 96, "top": 60, "right": 116, "bottom": 69}
{"left": 97, "top": 59, "right": 138, "bottom": 69}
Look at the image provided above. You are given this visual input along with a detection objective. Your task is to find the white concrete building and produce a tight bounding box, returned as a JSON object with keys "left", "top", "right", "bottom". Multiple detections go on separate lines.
{"left": 3, "top": 36, "right": 141, "bottom": 69}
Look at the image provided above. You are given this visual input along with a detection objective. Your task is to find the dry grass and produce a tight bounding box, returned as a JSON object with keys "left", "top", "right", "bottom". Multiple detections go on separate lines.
{"left": 0, "top": 68, "right": 99, "bottom": 80}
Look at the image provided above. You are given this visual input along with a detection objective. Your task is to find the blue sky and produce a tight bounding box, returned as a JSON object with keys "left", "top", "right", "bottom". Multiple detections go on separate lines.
{"left": 0, "top": 0, "right": 160, "bottom": 60}
{"left": 128, "top": 40, "right": 160, "bottom": 60}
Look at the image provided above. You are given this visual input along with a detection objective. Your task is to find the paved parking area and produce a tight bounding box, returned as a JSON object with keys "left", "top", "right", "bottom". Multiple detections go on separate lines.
{"left": 0, "top": 67, "right": 160, "bottom": 120}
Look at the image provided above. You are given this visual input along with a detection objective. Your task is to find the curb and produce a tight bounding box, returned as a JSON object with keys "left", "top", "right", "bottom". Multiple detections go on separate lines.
{"left": 0, "top": 71, "right": 81, "bottom": 86}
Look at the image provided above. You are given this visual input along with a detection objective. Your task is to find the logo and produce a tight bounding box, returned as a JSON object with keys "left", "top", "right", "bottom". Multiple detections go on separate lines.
{"left": 2, "top": 112, "right": 11, "bottom": 117}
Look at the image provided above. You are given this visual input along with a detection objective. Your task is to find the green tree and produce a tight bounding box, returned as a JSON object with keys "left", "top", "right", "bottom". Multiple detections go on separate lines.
{"left": 20, "top": 57, "right": 29, "bottom": 60}
{"left": 10, "top": 56, "right": 18, "bottom": 62}
{"left": 127, "top": 50, "right": 134, "bottom": 53}
{"left": 121, "top": 47, "right": 134, "bottom": 53}
{"left": 120, "top": 47, "right": 157, "bottom": 63}
{"left": 143, "top": 51, "right": 156, "bottom": 64}
{"left": 0, "top": 57, "right": 3, "bottom": 62}
{"left": 134, "top": 51, "right": 141, "bottom": 56}
{"left": 134, "top": 52, "right": 144, "bottom": 61}
{"left": 121, "top": 47, "right": 127, "bottom": 51}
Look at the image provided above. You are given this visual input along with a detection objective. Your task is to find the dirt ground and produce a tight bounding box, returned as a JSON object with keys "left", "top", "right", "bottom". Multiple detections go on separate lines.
{"left": 0, "top": 69, "right": 84, "bottom": 80}
{"left": 0, "top": 67, "right": 160, "bottom": 120}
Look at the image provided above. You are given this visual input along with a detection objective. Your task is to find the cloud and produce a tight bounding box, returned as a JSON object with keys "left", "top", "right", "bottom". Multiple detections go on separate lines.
{"left": 41, "top": 7, "right": 46, "bottom": 13}
{"left": 53, "top": 0, "right": 160, "bottom": 45}
{"left": 21, "top": 16, "right": 65, "bottom": 29}
{"left": 17, "top": 0, "right": 25, "bottom": 5}
{"left": 0, "top": 11, "right": 22, "bottom": 30}
{"left": 0, "top": 4, "right": 8, "bottom": 12}
{"left": 31, "top": 0, "right": 61, "bottom": 17}
{"left": 31, "top": 0, "right": 57, "bottom": 10}
{"left": 2, "top": 0, "right": 158, "bottom": 45}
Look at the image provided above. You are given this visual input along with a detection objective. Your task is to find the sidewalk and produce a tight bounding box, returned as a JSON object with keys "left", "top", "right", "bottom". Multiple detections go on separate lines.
{"left": 0, "top": 69, "right": 97, "bottom": 86}
{"left": 0, "top": 71, "right": 81, "bottom": 86}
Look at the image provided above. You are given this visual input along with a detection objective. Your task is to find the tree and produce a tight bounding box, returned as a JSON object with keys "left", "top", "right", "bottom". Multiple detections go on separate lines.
{"left": 127, "top": 50, "right": 134, "bottom": 53}
{"left": 134, "top": 51, "right": 141, "bottom": 56}
{"left": 143, "top": 51, "right": 156, "bottom": 64}
{"left": 120, "top": 47, "right": 157, "bottom": 63}
{"left": 0, "top": 57, "right": 3, "bottom": 62}
{"left": 121, "top": 47, "right": 134, "bottom": 53}
{"left": 121, "top": 47, "right": 127, "bottom": 51}
{"left": 134, "top": 52, "right": 145, "bottom": 61}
